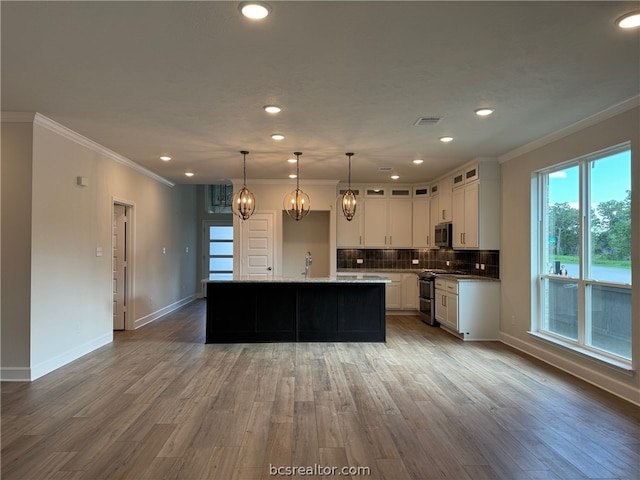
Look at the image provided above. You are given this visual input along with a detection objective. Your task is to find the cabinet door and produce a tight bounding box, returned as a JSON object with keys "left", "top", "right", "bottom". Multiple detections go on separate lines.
{"left": 401, "top": 273, "right": 418, "bottom": 310}
{"left": 430, "top": 195, "right": 440, "bottom": 248}
{"left": 439, "top": 176, "right": 453, "bottom": 222}
{"left": 388, "top": 200, "right": 412, "bottom": 247}
{"left": 446, "top": 292, "right": 459, "bottom": 331}
{"left": 452, "top": 187, "right": 465, "bottom": 248}
{"left": 463, "top": 182, "right": 479, "bottom": 248}
{"left": 434, "top": 289, "right": 447, "bottom": 323}
{"left": 363, "top": 199, "right": 388, "bottom": 247}
{"left": 385, "top": 277, "right": 402, "bottom": 309}
{"left": 337, "top": 200, "right": 363, "bottom": 247}
{"left": 412, "top": 199, "right": 430, "bottom": 247}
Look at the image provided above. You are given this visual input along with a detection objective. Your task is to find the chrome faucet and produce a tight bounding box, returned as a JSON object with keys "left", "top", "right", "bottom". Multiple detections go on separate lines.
{"left": 303, "top": 251, "right": 313, "bottom": 279}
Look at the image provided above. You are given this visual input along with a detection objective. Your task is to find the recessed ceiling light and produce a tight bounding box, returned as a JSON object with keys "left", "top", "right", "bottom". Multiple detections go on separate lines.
{"left": 160, "top": 156, "right": 171, "bottom": 161}
{"left": 287, "top": 157, "right": 297, "bottom": 163}
{"left": 239, "top": 2, "right": 271, "bottom": 19}
{"left": 413, "top": 159, "right": 424, "bottom": 164}
{"left": 475, "top": 108, "right": 494, "bottom": 117}
{"left": 264, "top": 105, "right": 281, "bottom": 114}
{"left": 440, "top": 136, "right": 454, "bottom": 143}
{"left": 271, "top": 134, "right": 285, "bottom": 141}
{"left": 391, "top": 175, "right": 400, "bottom": 180}
{"left": 616, "top": 11, "right": 640, "bottom": 28}
{"left": 185, "top": 171, "right": 195, "bottom": 177}
{"left": 289, "top": 174, "right": 297, "bottom": 179}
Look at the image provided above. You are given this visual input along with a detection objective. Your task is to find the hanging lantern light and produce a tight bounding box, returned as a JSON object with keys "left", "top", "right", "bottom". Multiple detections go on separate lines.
{"left": 341, "top": 152, "right": 357, "bottom": 221}
{"left": 232, "top": 150, "right": 256, "bottom": 220}
{"left": 283, "top": 152, "right": 311, "bottom": 221}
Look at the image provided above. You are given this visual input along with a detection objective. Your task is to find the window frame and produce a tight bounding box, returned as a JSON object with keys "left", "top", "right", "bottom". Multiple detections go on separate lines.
{"left": 535, "top": 142, "right": 632, "bottom": 366}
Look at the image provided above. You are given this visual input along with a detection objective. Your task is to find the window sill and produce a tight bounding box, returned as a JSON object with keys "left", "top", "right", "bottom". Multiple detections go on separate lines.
{"left": 527, "top": 331, "right": 634, "bottom": 375}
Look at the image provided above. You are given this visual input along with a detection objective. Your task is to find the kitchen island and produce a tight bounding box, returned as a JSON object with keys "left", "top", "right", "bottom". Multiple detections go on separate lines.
{"left": 205, "top": 275, "right": 389, "bottom": 343}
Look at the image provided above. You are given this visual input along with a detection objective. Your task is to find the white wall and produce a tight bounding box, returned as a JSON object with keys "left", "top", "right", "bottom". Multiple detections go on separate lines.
{"left": 1, "top": 122, "right": 33, "bottom": 378}
{"left": 232, "top": 180, "right": 339, "bottom": 276}
{"left": 283, "top": 210, "right": 331, "bottom": 277}
{"left": 500, "top": 103, "right": 640, "bottom": 405}
{"left": 1, "top": 115, "right": 199, "bottom": 380}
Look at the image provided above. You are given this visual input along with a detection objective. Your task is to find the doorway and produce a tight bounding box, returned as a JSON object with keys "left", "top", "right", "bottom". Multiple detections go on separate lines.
{"left": 112, "top": 202, "right": 131, "bottom": 330}
{"left": 240, "top": 211, "right": 275, "bottom": 278}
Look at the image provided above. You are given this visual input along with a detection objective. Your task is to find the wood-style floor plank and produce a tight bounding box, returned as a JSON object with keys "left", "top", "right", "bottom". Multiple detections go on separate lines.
{"left": 2, "top": 301, "right": 639, "bottom": 480}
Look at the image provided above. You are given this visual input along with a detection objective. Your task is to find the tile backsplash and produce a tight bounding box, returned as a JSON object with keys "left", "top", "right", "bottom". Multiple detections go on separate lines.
{"left": 337, "top": 248, "right": 500, "bottom": 279}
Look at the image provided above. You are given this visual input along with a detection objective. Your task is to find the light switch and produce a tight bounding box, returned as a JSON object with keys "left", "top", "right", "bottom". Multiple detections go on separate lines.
{"left": 96, "top": 246, "right": 103, "bottom": 257}
{"left": 412, "top": 259, "right": 419, "bottom": 265}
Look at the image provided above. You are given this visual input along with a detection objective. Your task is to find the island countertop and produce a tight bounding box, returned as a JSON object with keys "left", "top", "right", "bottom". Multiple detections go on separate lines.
{"left": 205, "top": 275, "right": 391, "bottom": 284}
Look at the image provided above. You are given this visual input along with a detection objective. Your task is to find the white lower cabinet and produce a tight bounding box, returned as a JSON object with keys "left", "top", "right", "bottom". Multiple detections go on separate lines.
{"left": 370, "top": 272, "right": 418, "bottom": 311}
{"left": 384, "top": 274, "right": 402, "bottom": 309}
{"left": 401, "top": 273, "right": 419, "bottom": 310}
{"left": 435, "top": 277, "right": 500, "bottom": 340}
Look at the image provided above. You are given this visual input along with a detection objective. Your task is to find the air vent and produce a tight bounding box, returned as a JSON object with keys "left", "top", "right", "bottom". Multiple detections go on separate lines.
{"left": 414, "top": 116, "right": 442, "bottom": 126}
{"left": 378, "top": 166, "right": 393, "bottom": 172}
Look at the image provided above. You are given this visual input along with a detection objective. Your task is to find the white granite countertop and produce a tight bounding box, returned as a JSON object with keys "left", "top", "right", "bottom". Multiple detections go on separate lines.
{"left": 205, "top": 275, "right": 391, "bottom": 284}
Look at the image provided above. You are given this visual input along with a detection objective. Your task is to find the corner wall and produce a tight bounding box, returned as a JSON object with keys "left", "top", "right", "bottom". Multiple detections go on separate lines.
{"left": 1, "top": 115, "right": 199, "bottom": 380}
{"left": 1, "top": 122, "right": 34, "bottom": 379}
{"left": 499, "top": 104, "right": 640, "bottom": 405}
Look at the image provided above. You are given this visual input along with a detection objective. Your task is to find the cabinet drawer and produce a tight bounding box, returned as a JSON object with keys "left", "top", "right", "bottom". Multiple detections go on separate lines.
{"left": 445, "top": 281, "right": 458, "bottom": 294}
{"left": 434, "top": 278, "right": 447, "bottom": 290}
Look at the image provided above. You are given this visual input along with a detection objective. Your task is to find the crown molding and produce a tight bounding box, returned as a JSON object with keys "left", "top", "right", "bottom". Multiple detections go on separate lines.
{"left": 230, "top": 178, "right": 340, "bottom": 186}
{"left": 2, "top": 111, "right": 175, "bottom": 187}
{"left": 499, "top": 95, "right": 640, "bottom": 164}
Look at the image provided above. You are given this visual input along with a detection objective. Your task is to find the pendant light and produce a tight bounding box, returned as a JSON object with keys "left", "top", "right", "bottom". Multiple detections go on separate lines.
{"left": 341, "top": 152, "right": 357, "bottom": 221}
{"left": 232, "top": 150, "right": 256, "bottom": 220}
{"left": 283, "top": 152, "right": 311, "bottom": 221}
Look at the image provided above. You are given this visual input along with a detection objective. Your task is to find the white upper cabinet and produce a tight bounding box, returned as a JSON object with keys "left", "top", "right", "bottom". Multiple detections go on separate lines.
{"left": 451, "top": 160, "right": 500, "bottom": 250}
{"left": 412, "top": 198, "right": 431, "bottom": 247}
{"left": 364, "top": 198, "right": 412, "bottom": 247}
{"left": 431, "top": 176, "right": 452, "bottom": 223}
{"left": 336, "top": 190, "right": 364, "bottom": 248}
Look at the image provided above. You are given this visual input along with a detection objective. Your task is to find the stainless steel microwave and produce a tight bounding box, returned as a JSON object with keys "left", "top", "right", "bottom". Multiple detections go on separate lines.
{"left": 434, "top": 222, "right": 452, "bottom": 248}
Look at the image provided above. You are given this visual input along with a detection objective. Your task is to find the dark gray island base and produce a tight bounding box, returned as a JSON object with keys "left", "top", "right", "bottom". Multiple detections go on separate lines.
{"left": 205, "top": 276, "right": 388, "bottom": 343}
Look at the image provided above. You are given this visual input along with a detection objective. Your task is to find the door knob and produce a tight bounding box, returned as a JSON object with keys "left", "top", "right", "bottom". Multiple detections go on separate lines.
{"left": 267, "top": 267, "right": 272, "bottom": 271}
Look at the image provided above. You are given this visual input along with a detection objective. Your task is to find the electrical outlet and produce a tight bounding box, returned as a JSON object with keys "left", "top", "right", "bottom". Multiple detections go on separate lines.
{"left": 475, "top": 263, "right": 480, "bottom": 269}
{"left": 163, "top": 247, "right": 166, "bottom": 254}
{"left": 356, "top": 258, "right": 364, "bottom": 264}
{"left": 412, "top": 259, "right": 419, "bottom": 265}
{"left": 185, "top": 246, "right": 189, "bottom": 253}
{"left": 480, "top": 264, "right": 485, "bottom": 270}
{"left": 511, "top": 314, "right": 516, "bottom": 326}
{"left": 446, "top": 261, "right": 450, "bottom": 266}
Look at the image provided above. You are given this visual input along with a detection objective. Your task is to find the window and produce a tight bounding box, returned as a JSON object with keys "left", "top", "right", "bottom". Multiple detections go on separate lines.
{"left": 537, "top": 143, "right": 632, "bottom": 361}
{"left": 207, "top": 224, "right": 233, "bottom": 280}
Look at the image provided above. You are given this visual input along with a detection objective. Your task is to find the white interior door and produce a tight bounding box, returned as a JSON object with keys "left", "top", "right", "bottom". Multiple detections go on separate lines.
{"left": 112, "top": 204, "right": 127, "bottom": 330}
{"left": 241, "top": 212, "right": 274, "bottom": 278}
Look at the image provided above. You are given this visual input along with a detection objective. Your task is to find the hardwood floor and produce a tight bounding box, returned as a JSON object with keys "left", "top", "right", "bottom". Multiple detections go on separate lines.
{"left": 2, "top": 299, "right": 639, "bottom": 479}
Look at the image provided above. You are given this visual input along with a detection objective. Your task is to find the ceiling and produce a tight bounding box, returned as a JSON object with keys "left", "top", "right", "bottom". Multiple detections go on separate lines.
{"left": 2, "top": 1, "right": 639, "bottom": 186}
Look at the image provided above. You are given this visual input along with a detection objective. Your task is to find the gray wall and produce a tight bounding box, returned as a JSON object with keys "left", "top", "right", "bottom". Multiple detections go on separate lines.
{"left": 500, "top": 104, "right": 639, "bottom": 404}
{"left": 1, "top": 115, "right": 199, "bottom": 380}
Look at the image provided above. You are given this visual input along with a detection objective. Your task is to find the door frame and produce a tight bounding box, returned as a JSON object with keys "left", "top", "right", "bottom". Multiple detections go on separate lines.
{"left": 112, "top": 197, "right": 135, "bottom": 330}
{"left": 236, "top": 210, "right": 278, "bottom": 277}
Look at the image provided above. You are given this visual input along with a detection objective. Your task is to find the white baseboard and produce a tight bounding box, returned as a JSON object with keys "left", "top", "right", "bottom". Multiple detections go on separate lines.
{"left": 133, "top": 295, "right": 196, "bottom": 329}
{"left": 500, "top": 332, "right": 640, "bottom": 407}
{"left": 1, "top": 332, "right": 113, "bottom": 382}
{"left": 0, "top": 367, "right": 32, "bottom": 382}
